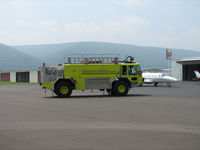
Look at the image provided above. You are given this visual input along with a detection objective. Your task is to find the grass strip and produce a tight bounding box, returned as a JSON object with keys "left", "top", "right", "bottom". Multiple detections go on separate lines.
{"left": 0, "top": 82, "right": 36, "bottom": 85}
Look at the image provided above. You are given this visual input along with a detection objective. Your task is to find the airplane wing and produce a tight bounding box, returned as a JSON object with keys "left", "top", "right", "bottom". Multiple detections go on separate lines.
{"left": 143, "top": 78, "right": 154, "bottom": 83}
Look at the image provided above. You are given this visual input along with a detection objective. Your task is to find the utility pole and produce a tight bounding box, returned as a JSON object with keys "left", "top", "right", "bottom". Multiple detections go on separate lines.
{"left": 166, "top": 48, "right": 172, "bottom": 75}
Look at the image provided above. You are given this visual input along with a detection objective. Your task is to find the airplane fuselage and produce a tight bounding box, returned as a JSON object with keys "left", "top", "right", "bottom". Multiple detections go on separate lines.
{"left": 142, "top": 72, "right": 178, "bottom": 86}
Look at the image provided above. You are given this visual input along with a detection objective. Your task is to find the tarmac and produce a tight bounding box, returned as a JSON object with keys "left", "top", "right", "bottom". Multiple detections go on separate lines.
{"left": 0, "top": 81, "right": 200, "bottom": 150}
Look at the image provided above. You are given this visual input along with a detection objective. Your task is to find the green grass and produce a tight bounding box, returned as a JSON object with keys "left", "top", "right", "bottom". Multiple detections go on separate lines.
{"left": 0, "top": 82, "right": 36, "bottom": 85}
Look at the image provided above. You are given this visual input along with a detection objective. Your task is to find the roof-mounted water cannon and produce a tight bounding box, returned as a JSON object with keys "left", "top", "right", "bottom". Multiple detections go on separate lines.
{"left": 123, "top": 56, "right": 135, "bottom": 63}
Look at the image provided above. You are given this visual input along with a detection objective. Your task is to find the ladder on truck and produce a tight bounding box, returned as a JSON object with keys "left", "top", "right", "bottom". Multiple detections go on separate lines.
{"left": 65, "top": 54, "right": 120, "bottom": 64}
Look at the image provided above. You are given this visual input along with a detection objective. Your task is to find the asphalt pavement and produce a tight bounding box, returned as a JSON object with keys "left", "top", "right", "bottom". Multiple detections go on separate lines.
{"left": 0, "top": 81, "right": 200, "bottom": 150}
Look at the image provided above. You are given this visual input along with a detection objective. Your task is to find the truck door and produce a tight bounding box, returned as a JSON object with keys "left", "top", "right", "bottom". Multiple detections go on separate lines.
{"left": 128, "top": 65, "right": 142, "bottom": 83}
{"left": 121, "top": 65, "right": 142, "bottom": 82}
{"left": 128, "top": 65, "right": 137, "bottom": 82}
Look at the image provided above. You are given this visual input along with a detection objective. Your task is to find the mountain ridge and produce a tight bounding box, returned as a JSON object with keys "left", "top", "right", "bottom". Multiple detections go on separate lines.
{"left": 0, "top": 43, "right": 41, "bottom": 70}
{"left": 13, "top": 41, "right": 200, "bottom": 69}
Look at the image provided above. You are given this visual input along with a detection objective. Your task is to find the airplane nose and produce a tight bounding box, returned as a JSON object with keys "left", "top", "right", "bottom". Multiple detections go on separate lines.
{"left": 167, "top": 76, "right": 178, "bottom": 82}
{"left": 172, "top": 77, "right": 178, "bottom": 82}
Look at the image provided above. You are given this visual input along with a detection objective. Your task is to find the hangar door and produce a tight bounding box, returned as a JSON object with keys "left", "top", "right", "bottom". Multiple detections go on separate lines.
{"left": 183, "top": 64, "right": 200, "bottom": 81}
{"left": 16, "top": 72, "right": 29, "bottom": 82}
{"left": 1, "top": 73, "right": 10, "bottom": 82}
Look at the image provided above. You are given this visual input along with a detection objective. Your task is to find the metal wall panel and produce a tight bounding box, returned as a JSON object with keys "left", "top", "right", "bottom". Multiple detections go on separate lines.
{"left": 38, "top": 71, "right": 41, "bottom": 83}
{"left": 85, "top": 78, "right": 111, "bottom": 89}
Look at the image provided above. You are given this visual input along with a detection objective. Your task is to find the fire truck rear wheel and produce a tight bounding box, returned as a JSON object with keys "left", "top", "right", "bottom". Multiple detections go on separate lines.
{"left": 54, "top": 82, "right": 72, "bottom": 98}
{"left": 112, "top": 81, "right": 129, "bottom": 96}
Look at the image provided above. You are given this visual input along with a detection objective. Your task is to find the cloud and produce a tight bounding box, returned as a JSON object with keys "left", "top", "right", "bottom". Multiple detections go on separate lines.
{"left": 133, "top": 27, "right": 200, "bottom": 51}
{"left": 171, "top": 28, "right": 200, "bottom": 50}
{"left": 0, "top": 16, "right": 151, "bottom": 45}
{"left": 7, "top": 0, "right": 27, "bottom": 8}
{"left": 1, "top": 15, "right": 200, "bottom": 51}
{"left": 113, "top": 0, "right": 153, "bottom": 7}
{"left": 125, "top": 0, "right": 148, "bottom": 5}
{"left": 62, "top": 16, "right": 150, "bottom": 43}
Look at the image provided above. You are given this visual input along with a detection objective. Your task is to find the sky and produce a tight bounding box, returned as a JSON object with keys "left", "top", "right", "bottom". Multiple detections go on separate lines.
{"left": 0, "top": 0, "right": 200, "bottom": 51}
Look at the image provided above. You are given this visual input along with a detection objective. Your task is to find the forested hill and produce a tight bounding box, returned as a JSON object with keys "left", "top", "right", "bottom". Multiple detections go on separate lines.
{"left": 14, "top": 42, "right": 200, "bottom": 69}
{"left": 0, "top": 43, "right": 41, "bottom": 70}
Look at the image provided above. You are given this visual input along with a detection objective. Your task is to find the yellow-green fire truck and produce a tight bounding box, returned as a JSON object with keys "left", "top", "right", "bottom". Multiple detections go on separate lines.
{"left": 40, "top": 55, "right": 142, "bottom": 97}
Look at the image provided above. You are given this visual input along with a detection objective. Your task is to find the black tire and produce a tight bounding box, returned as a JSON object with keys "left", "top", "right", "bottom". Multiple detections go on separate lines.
{"left": 112, "top": 81, "right": 129, "bottom": 96}
{"left": 167, "top": 83, "right": 171, "bottom": 87}
{"left": 106, "top": 89, "right": 111, "bottom": 94}
{"left": 154, "top": 82, "right": 158, "bottom": 87}
{"left": 54, "top": 82, "right": 72, "bottom": 98}
{"left": 106, "top": 89, "right": 115, "bottom": 96}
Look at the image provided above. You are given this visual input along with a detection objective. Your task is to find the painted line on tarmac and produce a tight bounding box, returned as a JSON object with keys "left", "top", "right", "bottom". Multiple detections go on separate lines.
{"left": 0, "top": 122, "right": 200, "bottom": 135}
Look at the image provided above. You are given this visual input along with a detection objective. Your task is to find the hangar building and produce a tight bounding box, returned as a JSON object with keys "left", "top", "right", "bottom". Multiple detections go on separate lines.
{"left": 172, "top": 57, "right": 200, "bottom": 81}
{"left": 0, "top": 69, "right": 40, "bottom": 83}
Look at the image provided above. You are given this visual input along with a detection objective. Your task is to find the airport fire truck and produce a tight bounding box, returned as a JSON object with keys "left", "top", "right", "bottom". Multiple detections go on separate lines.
{"left": 40, "top": 55, "right": 142, "bottom": 97}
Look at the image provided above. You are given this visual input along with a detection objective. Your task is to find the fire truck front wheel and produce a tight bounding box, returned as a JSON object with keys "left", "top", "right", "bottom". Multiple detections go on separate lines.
{"left": 112, "top": 81, "right": 129, "bottom": 96}
{"left": 54, "top": 82, "right": 72, "bottom": 98}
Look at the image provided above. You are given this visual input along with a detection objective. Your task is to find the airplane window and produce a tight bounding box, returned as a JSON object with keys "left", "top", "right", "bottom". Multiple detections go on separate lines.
{"left": 162, "top": 74, "right": 167, "bottom": 77}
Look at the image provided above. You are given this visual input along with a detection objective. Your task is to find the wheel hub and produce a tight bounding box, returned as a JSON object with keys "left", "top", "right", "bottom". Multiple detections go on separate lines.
{"left": 118, "top": 85, "right": 126, "bottom": 93}
{"left": 60, "top": 86, "right": 68, "bottom": 94}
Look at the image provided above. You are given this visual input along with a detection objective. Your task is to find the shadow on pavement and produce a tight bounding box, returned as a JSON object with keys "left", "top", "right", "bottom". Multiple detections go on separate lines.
{"left": 43, "top": 94, "right": 151, "bottom": 99}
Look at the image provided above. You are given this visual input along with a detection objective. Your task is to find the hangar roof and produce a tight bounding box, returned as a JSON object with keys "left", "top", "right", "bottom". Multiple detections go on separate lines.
{"left": 0, "top": 69, "right": 40, "bottom": 73}
{"left": 176, "top": 57, "right": 200, "bottom": 64}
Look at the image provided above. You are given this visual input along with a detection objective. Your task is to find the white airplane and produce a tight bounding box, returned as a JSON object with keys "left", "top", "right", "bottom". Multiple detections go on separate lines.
{"left": 193, "top": 70, "right": 200, "bottom": 80}
{"left": 141, "top": 72, "right": 178, "bottom": 87}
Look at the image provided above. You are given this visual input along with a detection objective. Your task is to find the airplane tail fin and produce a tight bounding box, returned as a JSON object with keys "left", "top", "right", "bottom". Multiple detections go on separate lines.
{"left": 194, "top": 70, "right": 200, "bottom": 78}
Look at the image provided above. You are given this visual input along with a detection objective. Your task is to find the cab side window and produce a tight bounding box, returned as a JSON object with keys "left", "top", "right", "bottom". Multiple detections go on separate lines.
{"left": 135, "top": 65, "right": 142, "bottom": 75}
{"left": 122, "top": 66, "right": 127, "bottom": 75}
{"left": 128, "top": 66, "right": 136, "bottom": 75}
